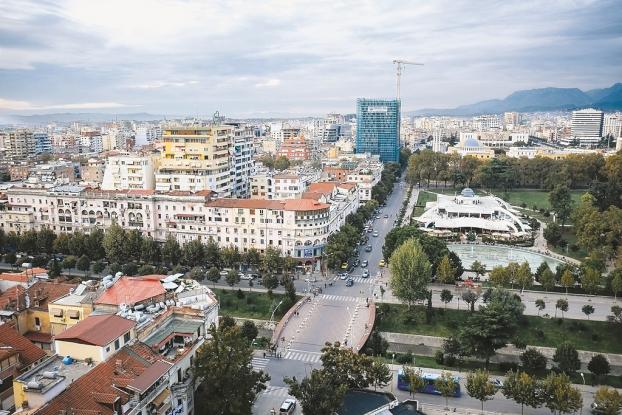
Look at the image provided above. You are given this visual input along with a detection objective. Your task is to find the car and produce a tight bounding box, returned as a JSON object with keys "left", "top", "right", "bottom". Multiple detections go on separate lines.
{"left": 338, "top": 272, "right": 349, "bottom": 280}
{"left": 279, "top": 398, "right": 297, "bottom": 414}
{"left": 353, "top": 259, "right": 360, "bottom": 267}
{"left": 304, "top": 277, "right": 317, "bottom": 283}
{"left": 345, "top": 278, "right": 354, "bottom": 287}
{"left": 366, "top": 228, "right": 373, "bottom": 233}
{"left": 384, "top": 214, "right": 389, "bottom": 218}
{"left": 219, "top": 270, "right": 229, "bottom": 277}
{"left": 376, "top": 215, "right": 381, "bottom": 219}
{"left": 362, "top": 269, "right": 370, "bottom": 278}
{"left": 372, "top": 231, "right": 379, "bottom": 237}
{"left": 365, "top": 245, "right": 373, "bottom": 252}
{"left": 490, "top": 379, "right": 504, "bottom": 389}
{"left": 239, "top": 273, "right": 253, "bottom": 280}
{"left": 379, "top": 259, "right": 386, "bottom": 267}
{"left": 340, "top": 262, "right": 348, "bottom": 270}
{"left": 248, "top": 273, "right": 260, "bottom": 279}
{"left": 361, "top": 260, "right": 368, "bottom": 267}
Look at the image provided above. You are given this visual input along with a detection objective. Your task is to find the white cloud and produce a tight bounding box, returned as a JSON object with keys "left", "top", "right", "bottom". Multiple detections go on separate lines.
{"left": 129, "top": 80, "right": 200, "bottom": 89}
{"left": 255, "top": 79, "right": 281, "bottom": 88}
{"left": 0, "top": 98, "right": 138, "bottom": 111}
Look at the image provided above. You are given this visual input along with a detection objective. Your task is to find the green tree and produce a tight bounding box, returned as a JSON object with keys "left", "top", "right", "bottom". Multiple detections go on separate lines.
{"left": 188, "top": 266, "right": 205, "bottom": 281}
{"left": 285, "top": 369, "right": 347, "bottom": 415}
{"left": 122, "top": 262, "right": 138, "bottom": 276}
{"left": 76, "top": 254, "right": 90, "bottom": 276}
{"left": 535, "top": 299, "right": 546, "bottom": 316}
{"left": 440, "top": 289, "right": 454, "bottom": 309}
{"left": 541, "top": 372, "right": 583, "bottom": 415}
{"left": 435, "top": 371, "right": 458, "bottom": 409}
{"left": 367, "top": 360, "right": 392, "bottom": 391}
{"left": 36, "top": 228, "right": 56, "bottom": 254}
{"left": 560, "top": 270, "right": 574, "bottom": 295}
{"left": 206, "top": 266, "right": 220, "bottom": 287}
{"left": 262, "top": 273, "right": 279, "bottom": 297}
{"left": 182, "top": 239, "right": 205, "bottom": 267}
{"left": 611, "top": 271, "right": 622, "bottom": 299}
{"left": 540, "top": 268, "right": 556, "bottom": 292}
{"left": 102, "top": 223, "right": 127, "bottom": 264}
{"left": 555, "top": 299, "right": 569, "bottom": 319}
{"left": 274, "top": 155, "right": 291, "bottom": 171}
{"left": 403, "top": 367, "right": 425, "bottom": 398}
{"left": 593, "top": 386, "right": 622, "bottom": 415}
{"left": 240, "top": 320, "right": 258, "bottom": 343}
{"left": 262, "top": 246, "right": 282, "bottom": 275}
{"left": 62, "top": 255, "right": 77, "bottom": 276}
{"left": 544, "top": 222, "right": 563, "bottom": 247}
{"left": 466, "top": 370, "right": 496, "bottom": 412}
{"left": 436, "top": 255, "right": 455, "bottom": 284}
{"left": 161, "top": 235, "right": 181, "bottom": 266}
{"left": 459, "top": 289, "right": 525, "bottom": 368}
{"left": 225, "top": 269, "right": 240, "bottom": 287}
{"left": 194, "top": 324, "right": 269, "bottom": 415}
{"left": 205, "top": 238, "right": 221, "bottom": 267}
{"left": 553, "top": 342, "right": 580, "bottom": 374}
{"left": 363, "top": 330, "right": 389, "bottom": 356}
{"left": 516, "top": 262, "right": 533, "bottom": 293}
{"left": 48, "top": 258, "right": 62, "bottom": 278}
{"left": 588, "top": 354, "right": 611, "bottom": 384}
{"left": 141, "top": 237, "right": 161, "bottom": 264}
{"left": 502, "top": 370, "right": 544, "bottom": 415}
{"left": 221, "top": 246, "right": 242, "bottom": 269}
{"left": 535, "top": 261, "right": 551, "bottom": 282}
{"left": 489, "top": 266, "right": 510, "bottom": 288}
{"left": 244, "top": 248, "right": 261, "bottom": 269}
{"left": 582, "top": 304, "right": 595, "bottom": 320}
{"left": 138, "top": 264, "right": 156, "bottom": 276}
{"left": 461, "top": 290, "right": 479, "bottom": 312}
{"left": 388, "top": 239, "right": 432, "bottom": 309}
{"left": 92, "top": 260, "right": 105, "bottom": 275}
{"left": 125, "top": 230, "right": 144, "bottom": 262}
{"left": 471, "top": 260, "right": 486, "bottom": 280}
{"left": 581, "top": 267, "right": 602, "bottom": 294}
{"left": 520, "top": 348, "right": 547, "bottom": 375}
{"left": 549, "top": 185, "right": 573, "bottom": 227}
{"left": 283, "top": 277, "right": 297, "bottom": 307}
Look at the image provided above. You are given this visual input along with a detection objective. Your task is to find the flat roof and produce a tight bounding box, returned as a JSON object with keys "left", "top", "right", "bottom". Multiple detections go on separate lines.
{"left": 16, "top": 355, "right": 94, "bottom": 394}
{"left": 143, "top": 317, "right": 203, "bottom": 349}
{"left": 339, "top": 390, "right": 396, "bottom": 415}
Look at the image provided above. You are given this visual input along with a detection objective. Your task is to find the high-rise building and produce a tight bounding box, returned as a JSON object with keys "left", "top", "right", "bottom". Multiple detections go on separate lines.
{"left": 503, "top": 112, "right": 521, "bottom": 127}
{"left": 604, "top": 113, "right": 622, "bottom": 138}
{"left": 227, "top": 122, "right": 255, "bottom": 198}
{"left": 101, "top": 154, "right": 156, "bottom": 190}
{"left": 0, "top": 129, "right": 35, "bottom": 159}
{"left": 355, "top": 98, "right": 400, "bottom": 163}
{"left": 33, "top": 132, "right": 52, "bottom": 154}
{"left": 474, "top": 114, "right": 501, "bottom": 131}
{"left": 570, "top": 108, "right": 604, "bottom": 146}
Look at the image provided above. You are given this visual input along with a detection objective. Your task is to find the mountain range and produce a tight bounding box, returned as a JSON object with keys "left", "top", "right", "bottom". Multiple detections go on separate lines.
{"left": 413, "top": 83, "right": 622, "bottom": 116}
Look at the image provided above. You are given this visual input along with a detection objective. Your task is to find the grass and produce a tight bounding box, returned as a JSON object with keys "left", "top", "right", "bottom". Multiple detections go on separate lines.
{"left": 376, "top": 303, "right": 622, "bottom": 354}
{"left": 213, "top": 288, "right": 293, "bottom": 320}
{"left": 413, "top": 191, "right": 438, "bottom": 217}
{"left": 547, "top": 227, "right": 588, "bottom": 261}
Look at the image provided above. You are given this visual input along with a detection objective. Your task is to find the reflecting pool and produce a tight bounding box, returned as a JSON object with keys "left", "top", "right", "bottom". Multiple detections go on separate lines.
{"left": 448, "top": 243, "right": 566, "bottom": 272}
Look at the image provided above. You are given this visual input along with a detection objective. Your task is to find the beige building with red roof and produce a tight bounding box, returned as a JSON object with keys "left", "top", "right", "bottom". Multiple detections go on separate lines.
{"left": 95, "top": 276, "right": 166, "bottom": 313}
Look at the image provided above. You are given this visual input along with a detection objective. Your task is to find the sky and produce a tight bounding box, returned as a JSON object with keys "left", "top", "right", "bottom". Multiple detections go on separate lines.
{"left": 0, "top": 0, "right": 621, "bottom": 117}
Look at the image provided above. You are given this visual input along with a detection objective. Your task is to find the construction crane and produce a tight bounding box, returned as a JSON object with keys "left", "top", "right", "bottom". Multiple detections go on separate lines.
{"left": 393, "top": 59, "right": 423, "bottom": 100}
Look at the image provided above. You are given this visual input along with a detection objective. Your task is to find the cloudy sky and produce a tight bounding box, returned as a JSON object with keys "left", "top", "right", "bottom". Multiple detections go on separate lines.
{"left": 0, "top": 0, "right": 621, "bottom": 117}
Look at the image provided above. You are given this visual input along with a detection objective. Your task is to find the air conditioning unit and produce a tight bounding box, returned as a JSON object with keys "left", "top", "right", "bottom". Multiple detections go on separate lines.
{"left": 34, "top": 325, "right": 41, "bottom": 331}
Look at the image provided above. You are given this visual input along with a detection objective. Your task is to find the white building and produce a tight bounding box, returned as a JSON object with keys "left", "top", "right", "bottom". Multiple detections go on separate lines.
{"left": 416, "top": 188, "right": 531, "bottom": 238}
{"left": 568, "top": 108, "right": 604, "bottom": 146}
{"left": 101, "top": 154, "right": 156, "bottom": 190}
{"left": 473, "top": 115, "right": 501, "bottom": 131}
{"left": 604, "top": 113, "right": 622, "bottom": 139}
{"left": 228, "top": 123, "right": 255, "bottom": 198}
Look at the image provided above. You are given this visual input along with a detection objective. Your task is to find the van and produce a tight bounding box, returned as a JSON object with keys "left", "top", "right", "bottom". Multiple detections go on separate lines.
{"left": 279, "top": 398, "right": 296, "bottom": 414}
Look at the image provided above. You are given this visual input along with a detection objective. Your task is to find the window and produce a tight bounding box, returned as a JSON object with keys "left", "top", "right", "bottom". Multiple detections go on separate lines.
{"left": 114, "top": 339, "right": 120, "bottom": 350}
{"left": 124, "top": 332, "right": 131, "bottom": 343}
{"left": 35, "top": 317, "right": 40, "bottom": 326}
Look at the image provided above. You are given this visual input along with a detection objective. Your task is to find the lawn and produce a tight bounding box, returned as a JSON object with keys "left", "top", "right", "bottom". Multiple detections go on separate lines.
{"left": 213, "top": 288, "right": 292, "bottom": 320}
{"left": 491, "top": 190, "right": 585, "bottom": 211}
{"left": 413, "top": 191, "right": 438, "bottom": 217}
{"left": 376, "top": 303, "right": 622, "bottom": 354}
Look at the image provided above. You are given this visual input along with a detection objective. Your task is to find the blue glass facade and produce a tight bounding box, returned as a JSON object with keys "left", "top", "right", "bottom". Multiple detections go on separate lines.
{"left": 355, "top": 98, "right": 400, "bottom": 163}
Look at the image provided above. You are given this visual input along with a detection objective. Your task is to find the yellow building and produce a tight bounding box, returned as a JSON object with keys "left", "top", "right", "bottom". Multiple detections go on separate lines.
{"left": 155, "top": 125, "right": 233, "bottom": 195}
{"left": 48, "top": 283, "right": 98, "bottom": 336}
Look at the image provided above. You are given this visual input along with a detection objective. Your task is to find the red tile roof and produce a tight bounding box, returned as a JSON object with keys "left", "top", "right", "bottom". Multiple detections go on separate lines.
{"left": 205, "top": 198, "right": 329, "bottom": 211}
{"left": 0, "top": 324, "right": 46, "bottom": 366}
{"left": 54, "top": 315, "right": 135, "bottom": 346}
{"left": 96, "top": 276, "right": 166, "bottom": 306}
{"left": 127, "top": 360, "right": 171, "bottom": 393}
{"left": 0, "top": 285, "right": 27, "bottom": 311}
{"left": 23, "top": 331, "right": 53, "bottom": 344}
{"left": 27, "top": 281, "right": 77, "bottom": 311}
{"left": 307, "top": 182, "right": 337, "bottom": 194}
{"left": 0, "top": 267, "right": 48, "bottom": 284}
{"left": 33, "top": 346, "right": 167, "bottom": 415}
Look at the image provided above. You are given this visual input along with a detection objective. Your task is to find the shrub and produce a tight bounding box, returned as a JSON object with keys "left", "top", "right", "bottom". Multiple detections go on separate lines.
{"left": 534, "top": 329, "right": 546, "bottom": 340}
{"left": 397, "top": 352, "right": 414, "bottom": 365}
{"left": 499, "top": 361, "right": 519, "bottom": 372}
{"left": 444, "top": 354, "right": 456, "bottom": 367}
{"left": 236, "top": 289, "right": 245, "bottom": 299}
{"left": 434, "top": 350, "right": 444, "bottom": 365}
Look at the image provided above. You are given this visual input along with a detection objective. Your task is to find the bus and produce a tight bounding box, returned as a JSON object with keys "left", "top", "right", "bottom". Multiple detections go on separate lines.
{"left": 397, "top": 369, "right": 461, "bottom": 397}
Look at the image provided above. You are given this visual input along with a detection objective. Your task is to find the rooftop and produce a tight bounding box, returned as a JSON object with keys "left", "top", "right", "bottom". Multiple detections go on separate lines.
{"left": 96, "top": 276, "right": 166, "bottom": 306}
{"left": 0, "top": 323, "right": 46, "bottom": 367}
{"left": 54, "top": 314, "right": 136, "bottom": 346}
{"left": 142, "top": 317, "right": 203, "bottom": 350}
{"left": 206, "top": 198, "right": 330, "bottom": 211}
{"left": 15, "top": 354, "right": 94, "bottom": 395}
{"left": 338, "top": 390, "right": 396, "bottom": 415}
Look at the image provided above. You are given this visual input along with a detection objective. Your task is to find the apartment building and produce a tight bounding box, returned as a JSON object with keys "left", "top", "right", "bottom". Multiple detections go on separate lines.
{"left": 102, "top": 154, "right": 157, "bottom": 190}
{"left": 0, "top": 130, "right": 36, "bottom": 160}
{"left": 568, "top": 108, "right": 604, "bottom": 146}
{"left": 228, "top": 123, "right": 255, "bottom": 198}
{"left": 155, "top": 125, "right": 233, "bottom": 196}
{"left": 276, "top": 135, "right": 311, "bottom": 161}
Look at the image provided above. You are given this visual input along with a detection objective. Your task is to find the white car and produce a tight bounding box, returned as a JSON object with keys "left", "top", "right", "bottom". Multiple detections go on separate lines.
{"left": 239, "top": 273, "right": 253, "bottom": 280}
{"left": 339, "top": 272, "right": 348, "bottom": 280}
{"left": 279, "top": 398, "right": 297, "bottom": 414}
{"left": 372, "top": 231, "right": 379, "bottom": 237}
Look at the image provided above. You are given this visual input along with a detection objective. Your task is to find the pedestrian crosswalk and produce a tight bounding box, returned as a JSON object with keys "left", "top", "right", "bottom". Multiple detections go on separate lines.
{"left": 262, "top": 385, "right": 291, "bottom": 398}
{"left": 349, "top": 276, "right": 374, "bottom": 284}
{"left": 283, "top": 350, "right": 322, "bottom": 363}
{"left": 319, "top": 294, "right": 365, "bottom": 303}
{"left": 251, "top": 357, "right": 269, "bottom": 371}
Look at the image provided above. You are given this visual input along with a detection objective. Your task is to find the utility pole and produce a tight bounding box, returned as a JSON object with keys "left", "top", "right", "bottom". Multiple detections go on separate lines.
{"left": 392, "top": 59, "right": 423, "bottom": 100}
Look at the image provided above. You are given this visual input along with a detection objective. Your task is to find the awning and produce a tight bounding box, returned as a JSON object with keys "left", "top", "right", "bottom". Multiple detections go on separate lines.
{"left": 162, "top": 282, "right": 178, "bottom": 290}
{"left": 52, "top": 309, "right": 63, "bottom": 317}
{"left": 68, "top": 310, "right": 80, "bottom": 319}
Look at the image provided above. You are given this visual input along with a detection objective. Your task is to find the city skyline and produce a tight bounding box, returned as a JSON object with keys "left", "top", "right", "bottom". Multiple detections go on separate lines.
{"left": 1, "top": 0, "right": 621, "bottom": 117}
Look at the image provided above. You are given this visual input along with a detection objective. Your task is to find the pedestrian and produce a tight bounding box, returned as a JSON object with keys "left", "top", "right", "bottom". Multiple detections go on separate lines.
{"left": 263, "top": 352, "right": 266, "bottom": 358}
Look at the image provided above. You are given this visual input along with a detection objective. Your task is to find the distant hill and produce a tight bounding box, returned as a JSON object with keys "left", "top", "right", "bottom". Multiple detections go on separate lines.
{"left": 413, "top": 83, "right": 622, "bottom": 116}
{"left": 0, "top": 112, "right": 169, "bottom": 125}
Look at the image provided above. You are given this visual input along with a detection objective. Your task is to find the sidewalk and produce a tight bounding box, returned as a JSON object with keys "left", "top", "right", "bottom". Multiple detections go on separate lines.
{"left": 401, "top": 187, "right": 419, "bottom": 226}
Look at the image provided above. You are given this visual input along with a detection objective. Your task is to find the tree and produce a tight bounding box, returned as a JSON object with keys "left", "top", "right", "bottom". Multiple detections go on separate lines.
{"left": 553, "top": 342, "right": 580, "bottom": 374}
{"left": 188, "top": 266, "right": 205, "bottom": 281}
{"left": 262, "top": 273, "right": 279, "bottom": 296}
{"left": 489, "top": 266, "right": 510, "bottom": 288}
{"left": 262, "top": 247, "right": 282, "bottom": 275}
{"left": 102, "top": 223, "right": 128, "bottom": 264}
{"left": 581, "top": 267, "right": 602, "bottom": 294}
{"left": 582, "top": 304, "right": 595, "bottom": 320}
{"left": 244, "top": 248, "right": 261, "bottom": 269}
{"left": 206, "top": 266, "right": 221, "bottom": 287}
{"left": 461, "top": 290, "right": 479, "bottom": 312}
{"left": 611, "top": 271, "right": 622, "bottom": 299}
{"left": 125, "top": 230, "right": 144, "bottom": 262}
{"left": 182, "top": 239, "right": 205, "bottom": 267}
{"left": 435, "top": 371, "right": 458, "bottom": 409}
{"left": 194, "top": 324, "right": 269, "bottom": 415}
{"left": 593, "top": 386, "right": 622, "bottom": 415}
{"left": 459, "top": 289, "right": 525, "bottom": 368}
{"left": 471, "top": 260, "right": 486, "bottom": 280}
{"left": 559, "top": 268, "right": 574, "bottom": 295}
{"left": 367, "top": 360, "right": 392, "bottom": 391}
{"left": 466, "top": 370, "right": 496, "bottom": 412}
{"left": 62, "top": 255, "right": 77, "bottom": 276}
{"left": 36, "top": 228, "right": 56, "bottom": 254}
{"left": 516, "top": 262, "right": 533, "bottom": 293}
{"left": 544, "top": 222, "right": 563, "bottom": 247}
{"left": 285, "top": 369, "right": 347, "bottom": 415}
{"left": 138, "top": 264, "right": 156, "bottom": 276}
{"left": 274, "top": 155, "right": 291, "bottom": 171}
{"left": 225, "top": 269, "right": 240, "bottom": 287}
{"left": 541, "top": 373, "right": 583, "bottom": 415}
{"left": 161, "top": 235, "right": 181, "bottom": 266}
{"left": 520, "top": 348, "right": 547, "bottom": 375}
{"left": 389, "top": 239, "right": 432, "bottom": 308}
{"left": 283, "top": 277, "right": 297, "bottom": 307}
{"left": 502, "top": 370, "right": 544, "bottom": 415}
{"left": 363, "top": 330, "right": 389, "bottom": 356}
{"left": 549, "top": 185, "right": 573, "bottom": 227}
{"left": 555, "top": 299, "right": 569, "bottom": 319}
{"left": 3, "top": 252, "right": 16, "bottom": 266}
{"left": 609, "top": 305, "right": 622, "bottom": 324}
{"left": 535, "top": 299, "right": 546, "bottom": 316}
{"left": 92, "top": 260, "right": 105, "bottom": 275}
{"left": 221, "top": 246, "right": 242, "bottom": 269}
{"left": 403, "top": 367, "right": 425, "bottom": 398}
{"left": 205, "top": 238, "right": 221, "bottom": 267}
{"left": 240, "top": 320, "right": 258, "bottom": 343}
{"left": 436, "top": 255, "right": 455, "bottom": 284}
{"left": 540, "top": 268, "right": 556, "bottom": 292}
{"left": 76, "top": 255, "right": 90, "bottom": 276}
{"left": 588, "top": 354, "right": 611, "bottom": 384}
{"left": 122, "top": 262, "right": 138, "bottom": 276}
{"left": 48, "top": 258, "right": 62, "bottom": 278}
{"left": 141, "top": 237, "right": 161, "bottom": 264}
{"left": 535, "top": 261, "right": 551, "bottom": 282}
{"left": 440, "top": 289, "right": 454, "bottom": 309}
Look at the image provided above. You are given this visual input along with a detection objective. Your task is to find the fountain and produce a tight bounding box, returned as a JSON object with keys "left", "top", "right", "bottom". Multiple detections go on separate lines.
{"left": 448, "top": 243, "right": 565, "bottom": 271}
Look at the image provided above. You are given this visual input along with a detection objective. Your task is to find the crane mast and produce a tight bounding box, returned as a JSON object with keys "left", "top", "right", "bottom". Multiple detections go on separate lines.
{"left": 393, "top": 59, "right": 423, "bottom": 100}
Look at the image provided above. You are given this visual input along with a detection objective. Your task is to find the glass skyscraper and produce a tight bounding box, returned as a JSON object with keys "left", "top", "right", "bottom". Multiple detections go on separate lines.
{"left": 355, "top": 98, "right": 400, "bottom": 163}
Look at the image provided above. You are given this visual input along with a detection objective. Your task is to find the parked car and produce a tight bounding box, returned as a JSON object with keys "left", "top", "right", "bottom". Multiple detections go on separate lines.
{"left": 490, "top": 379, "right": 504, "bottom": 389}
{"left": 279, "top": 398, "right": 297, "bottom": 414}
{"left": 239, "top": 273, "right": 253, "bottom": 280}
{"left": 361, "top": 260, "right": 368, "bottom": 267}
{"left": 340, "top": 262, "right": 348, "bottom": 270}
{"left": 375, "top": 215, "right": 381, "bottom": 219}
{"left": 384, "top": 214, "right": 389, "bottom": 218}
{"left": 353, "top": 259, "right": 360, "bottom": 267}
{"left": 365, "top": 245, "right": 373, "bottom": 252}
{"left": 372, "top": 231, "right": 379, "bottom": 237}
{"left": 378, "top": 259, "right": 386, "bottom": 267}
